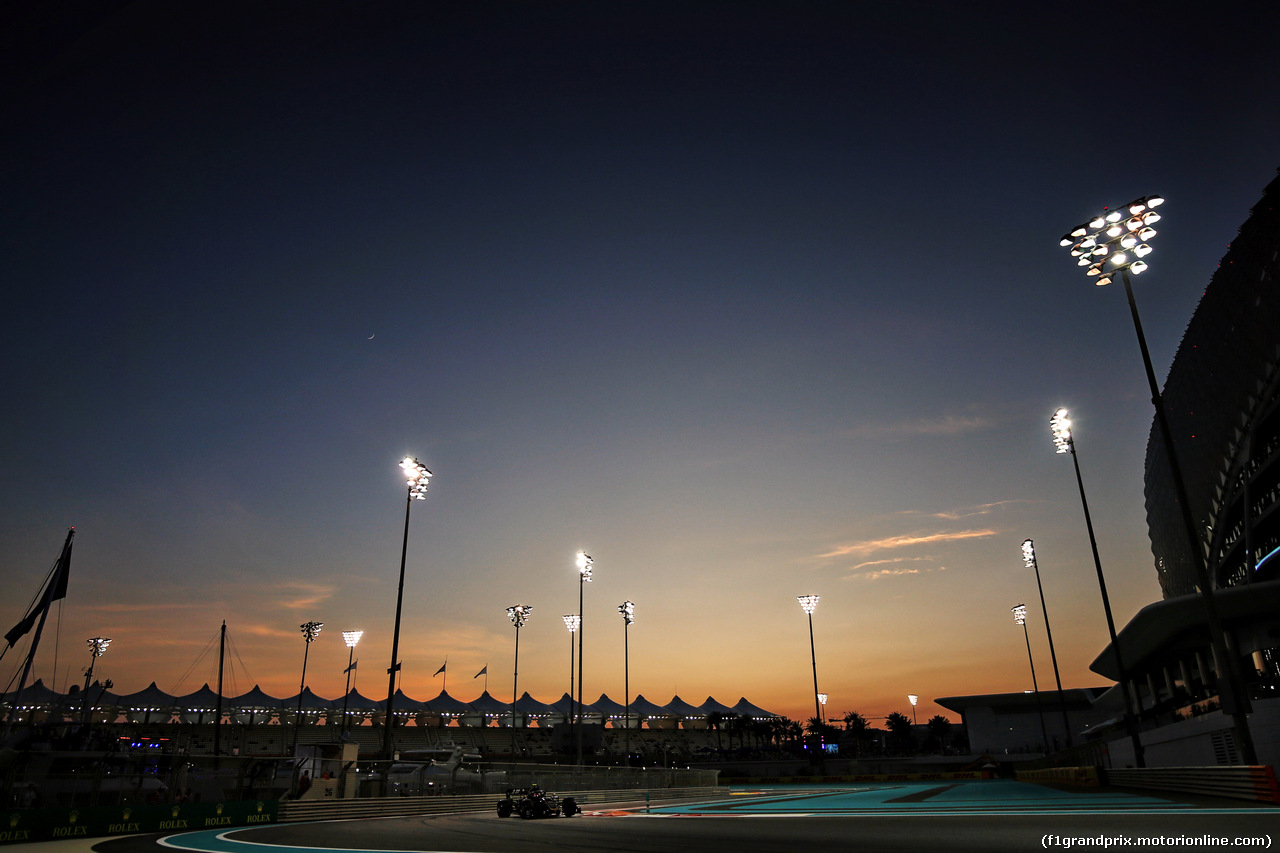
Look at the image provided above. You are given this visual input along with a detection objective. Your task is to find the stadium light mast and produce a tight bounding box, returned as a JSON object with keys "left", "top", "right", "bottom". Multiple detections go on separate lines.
{"left": 1012, "top": 605, "right": 1050, "bottom": 753}
{"left": 907, "top": 693, "right": 918, "bottom": 726}
{"left": 1059, "top": 197, "right": 1256, "bottom": 763}
{"left": 506, "top": 605, "right": 532, "bottom": 729}
{"left": 1051, "top": 408, "right": 1145, "bottom": 766}
{"left": 81, "top": 637, "right": 112, "bottom": 722}
{"left": 292, "top": 621, "right": 323, "bottom": 755}
{"left": 563, "top": 614, "right": 579, "bottom": 734}
{"left": 797, "top": 595, "right": 823, "bottom": 746}
{"left": 575, "top": 551, "right": 593, "bottom": 765}
{"left": 341, "top": 630, "right": 363, "bottom": 736}
{"left": 618, "top": 600, "right": 634, "bottom": 765}
{"left": 1020, "top": 539, "right": 1071, "bottom": 748}
{"left": 384, "top": 457, "right": 432, "bottom": 760}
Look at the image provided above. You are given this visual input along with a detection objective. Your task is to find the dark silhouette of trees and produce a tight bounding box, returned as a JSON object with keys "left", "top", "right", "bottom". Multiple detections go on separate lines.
{"left": 885, "top": 711, "right": 914, "bottom": 755}
{"left": 925, "top": 714, "right": 952, "bottom": 753}
{"left": 707, "top": 711, "right": 724, "bottom": 752}
{"left": 841, "top": 711, "right": 871, "bottom": 757}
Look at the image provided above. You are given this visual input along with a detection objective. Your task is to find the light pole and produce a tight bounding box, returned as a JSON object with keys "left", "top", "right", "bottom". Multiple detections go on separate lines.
{"left": 797, "top": 595, "right": 823, "bottom": 758}
{"left": 341, "top": 630, "right": 363, "bottom": 737}
{"left": 292, "top": 621, "right": 323, "bottom": 755}
{"left": 575, "top": 551, "right": 592, "bottom": 766}
{"left": 384, "top": 456, "right": 432, "bottom": 761}
{"left": 81, "top": 637, "right": 111, "bottom": 723}
{"left": 1020, "top": 539, "right": 1071, "bottom": 749}
{"left": 907, "top": 693, "right": 918, "bottom": 726}
{"left": 618, "top": 600, "right": 634, "bottom": 765}
{"left": 507, "top": 605, "right": 531, "bottom": 730}
{"left": 1051, "top": 407, "right": 1146, "bottom": 766}
{"left": 562, "top": 615, "right": 579, "bottom": 737}
{"left": 1060, "top": 197, "right": 1256, "bottom": 763}
{"left": 1012, "top": 605, "right": 1050, "bottom": 753}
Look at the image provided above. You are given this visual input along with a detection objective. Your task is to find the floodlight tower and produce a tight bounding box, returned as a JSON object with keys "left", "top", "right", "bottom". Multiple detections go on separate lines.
{"left": 563, "top": 614, "right": 579, "bottom": 731}
{"left": 1020, "top": 539, "right": 1071, "bottom": 748}
{"left": 341, "top": 630, "right": 363, "bottom": 736}
{"left": 384, "top": 456, "right": 432, "bottom": 760}
{"left": 797, "top": 595, "right": 823, "bottom": 740}
{"left": 575, "top": 551, "right": 593, "bottom": 765}
{"left": 1050, "top": 407, "right": 1145, "bottom": 766}
{"left": 292, "top": 621, "right": 323, "bottom": 754}
{"left": 1012, "top": 605, "right": 1050, "bottom": 752}
{"left": 618, "top": 600, "right": 634, "bottom": 764}
{"left": 1059, "top": 197, "right": 1255, "bottom": 763}
{"left": 506, "top": 605, "right": 532, "bottom": 729}
{"left": 81, "top": 637, "right": 112, "bottom": 722}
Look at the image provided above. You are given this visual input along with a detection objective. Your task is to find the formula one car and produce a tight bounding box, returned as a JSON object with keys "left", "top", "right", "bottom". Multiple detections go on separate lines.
{"left": 496, "top": 785, "right": 580, "bottom": 818}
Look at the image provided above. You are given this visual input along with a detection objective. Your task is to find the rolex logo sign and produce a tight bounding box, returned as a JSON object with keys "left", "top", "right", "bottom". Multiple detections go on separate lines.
{"left": 216, "top": 803, "right": 225, "bottom": 816}
{"left": 122, "top": 808, "right": 132, "bottom": 821}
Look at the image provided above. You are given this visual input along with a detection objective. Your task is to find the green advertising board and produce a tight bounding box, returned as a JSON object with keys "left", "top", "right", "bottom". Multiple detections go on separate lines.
{"left": 2, "top": 799, "right": 278, "bottom": 844}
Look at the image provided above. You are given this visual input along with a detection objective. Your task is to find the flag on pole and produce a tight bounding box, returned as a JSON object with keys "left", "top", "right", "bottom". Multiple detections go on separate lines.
{"left": 474, "top": 665, "right": 487, "bottom": 678}
{"left": 434, "top": 662, "right": 446, "bottom": 676}
{"left": 344, "top": 660, "right": 358, "bottom": 674}
{"left": 5, "top": 529, "right": 73, "bottom": 648}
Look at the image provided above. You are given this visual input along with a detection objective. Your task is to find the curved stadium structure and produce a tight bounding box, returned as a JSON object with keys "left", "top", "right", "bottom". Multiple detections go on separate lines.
{"left": 1145, "top": 170, "right": 1280, "bottom": 597}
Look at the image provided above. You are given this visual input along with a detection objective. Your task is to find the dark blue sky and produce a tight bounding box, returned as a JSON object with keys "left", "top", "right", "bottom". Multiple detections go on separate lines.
{"left": 4, "top": 1, "right": 1278, "bottom": 722}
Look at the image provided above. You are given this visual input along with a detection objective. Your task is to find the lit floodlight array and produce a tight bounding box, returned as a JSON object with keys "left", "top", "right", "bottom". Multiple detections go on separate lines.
{"left": 576, "top": 551, "right": 593, "bottom": 582}
{"left": 563, "top": 614, "right": 580, "bottom": 632}
{"left": 818, "top": 693, "right": 828, "bottom": 705}
{"left": 1021, "top": 539, "right": 1037, "bottom": 570}
{"left": 300, "top": 621, "right": 323, "bottom": 643}
{"left": 618, "top": 600, "right": 635, "bottom": 624}
{"left": 1051, "top": 408, "right": 1073, "bottom": 454}
{"left": 1012, "top": 604, "right": 1028, "bottom": 626}
{"left": 507, "top": 604, "right": 532, "bottom": 628}
{"left": 399, "top": 457, "right": 433, "bottom": 499}
{"left": 343, "top": 630, "right": 363, "bottom": 648}
{"left": 87, "top": 636, "right": 112, "bottom": 658}
{"left": 1059, "top": 195, "right": 1163, "bottom": 285}
{"left": 797, "top": 594, "right": 820, "bottom": 614}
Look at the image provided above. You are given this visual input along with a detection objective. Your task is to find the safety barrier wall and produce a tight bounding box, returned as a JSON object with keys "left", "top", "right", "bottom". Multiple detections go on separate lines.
{"left": 278, "top": 786, "right": 723, "bottom": 822}
{"left": 1016, "top": 764, "right": 1280, "bottom": 804}
{"left": 1014, "top": 766, "right": 1101, "bottom": 787}
{"left": 1103, "top": 765, "right": 1280, "bottom": 804}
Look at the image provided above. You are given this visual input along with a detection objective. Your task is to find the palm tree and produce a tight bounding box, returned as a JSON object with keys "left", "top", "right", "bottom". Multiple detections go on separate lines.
{"left": 707, "top": 711, "right": 724, "bottom": 752}
{"left": 885, "top": 710, "right": 914, "bottom": 755}
{"left": 842, "top": 711, "right": 871, "bottom": 757}
{"left": 926, "top": 714, "right": 951, "bottom": 753}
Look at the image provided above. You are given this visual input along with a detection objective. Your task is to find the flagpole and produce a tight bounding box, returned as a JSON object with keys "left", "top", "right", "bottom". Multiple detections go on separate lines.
{"left": 4, "top": 529, "right": 74, "bottom": 739}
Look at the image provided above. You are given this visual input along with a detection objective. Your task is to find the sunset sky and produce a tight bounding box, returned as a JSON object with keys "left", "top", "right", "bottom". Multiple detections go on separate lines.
{"left": 3, "top": 1, "right": 1279, "bottom": 727}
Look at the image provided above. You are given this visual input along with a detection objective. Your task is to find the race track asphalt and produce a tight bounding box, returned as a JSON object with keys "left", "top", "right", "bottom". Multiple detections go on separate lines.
{"left": 65, "top": 781, "right": 1280, "bottom": 853}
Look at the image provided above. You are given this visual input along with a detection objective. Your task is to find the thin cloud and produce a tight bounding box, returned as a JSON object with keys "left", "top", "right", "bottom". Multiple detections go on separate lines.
{"left": 844, "top": 563, "right": 950, "bottom": 582}
{"left": 902, "top": 501, "right": 1024, "bottom": 520}
{"left": 872, "top": 414, "right": 992, "bottom": 437}
{"left": 817, "top": 529, "right": 997, "bottom": 559}
{"left": 271, "top": 581, "right": 337, "bottom": 610}
{"left": 848, "top": 556, "right": 933, "bottom": 571}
